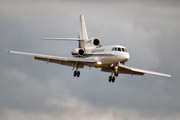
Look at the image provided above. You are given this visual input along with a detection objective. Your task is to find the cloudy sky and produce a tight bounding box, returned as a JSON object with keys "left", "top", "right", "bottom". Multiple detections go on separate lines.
{"left": 1, "top": 0, "right": 180, "bottom": 120}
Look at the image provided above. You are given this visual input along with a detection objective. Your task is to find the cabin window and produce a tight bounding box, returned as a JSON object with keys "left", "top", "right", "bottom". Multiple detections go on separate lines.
{"left": 91, "top": 49, "right": 105, "bottom": 53}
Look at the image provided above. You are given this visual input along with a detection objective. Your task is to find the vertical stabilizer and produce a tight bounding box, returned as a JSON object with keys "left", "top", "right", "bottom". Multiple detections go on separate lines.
{"left": 79, "top": 14, "right": 88, "bottom": 48}
{"left": 80, "top": 14, "right": 88, "bottom": 40}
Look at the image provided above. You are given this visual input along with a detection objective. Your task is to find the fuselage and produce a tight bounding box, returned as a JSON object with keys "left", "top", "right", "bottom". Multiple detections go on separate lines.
{"left": 72, "top": 45, "right": 130, "bottom": 68}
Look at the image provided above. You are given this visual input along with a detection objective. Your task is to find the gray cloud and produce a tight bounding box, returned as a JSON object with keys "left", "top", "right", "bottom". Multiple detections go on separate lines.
{"left": 1, "top": 0, "right": 180, "bottom": 120}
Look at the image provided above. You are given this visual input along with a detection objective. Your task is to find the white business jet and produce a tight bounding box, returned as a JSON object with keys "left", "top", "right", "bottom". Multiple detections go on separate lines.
{"left": 7, "top": 15, "right": 171, "bottom": 83}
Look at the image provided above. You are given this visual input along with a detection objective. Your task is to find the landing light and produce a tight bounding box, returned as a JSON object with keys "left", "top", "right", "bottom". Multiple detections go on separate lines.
{"left": 97, "top": 61, "right": 102, "bottom": 65}
{"left": 115, "top": 66, "right": 118, "bottom": 69}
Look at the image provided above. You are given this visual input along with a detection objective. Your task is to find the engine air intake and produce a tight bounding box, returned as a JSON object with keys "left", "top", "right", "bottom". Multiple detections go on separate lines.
{"left": 93, "top": 38, "right": 100, "bottom": 46}
{"left": 78, "top": 49, "right": 84, "bottom": 56}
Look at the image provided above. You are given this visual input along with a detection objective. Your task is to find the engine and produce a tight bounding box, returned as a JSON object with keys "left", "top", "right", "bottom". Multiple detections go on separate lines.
{"left": 93, "top": 38, "right": 100, "bottom": 46}
{"left": 78, "top": 49, "right": 84, "bottom": 56}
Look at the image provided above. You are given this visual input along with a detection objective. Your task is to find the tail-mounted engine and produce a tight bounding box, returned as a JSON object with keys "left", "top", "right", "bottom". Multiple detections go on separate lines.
{"left": 93, "top": 38, "right": 100, "bottom": 46}
{"left": 78, "top": 49, "right": 84, "bottom": 56}
{"left": 71, "top": 48, "right": 85, "bottom": 57}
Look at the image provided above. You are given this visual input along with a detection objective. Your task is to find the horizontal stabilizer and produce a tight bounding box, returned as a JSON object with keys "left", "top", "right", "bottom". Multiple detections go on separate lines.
{"left": 43, "top": 38, "right": 86, "bottom": 41}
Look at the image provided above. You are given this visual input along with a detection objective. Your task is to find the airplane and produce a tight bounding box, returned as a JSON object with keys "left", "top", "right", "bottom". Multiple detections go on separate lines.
{"left": 7, "top": 14, "right": 171, "bottom": 83}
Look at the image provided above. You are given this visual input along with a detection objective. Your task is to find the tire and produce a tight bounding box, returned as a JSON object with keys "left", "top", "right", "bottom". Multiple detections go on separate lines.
{"left": 77, "top": 71, "right": 80, "bottom": 77}
{"left": 115, "top": 72, "right": 118, "bottom": 77}
{"left": 109, "top": 76, "right": 112, "bottom": 82}
{"left": 73, "top": 71, "right": 77, "bottom": 77}
{"left": 112, "top": 76, "right": 115, "bottom": 83}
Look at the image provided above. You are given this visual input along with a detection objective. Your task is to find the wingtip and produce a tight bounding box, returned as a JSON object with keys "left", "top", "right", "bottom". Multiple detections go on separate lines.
{"left": 161, "top": 74, "right": 171, "bottom": 78}
{"left": 164, "top": 74, "right": 171, "bottom": 78}
{"left": 6, "top": 50, "right": 10, "bottom": 53}
{"left": 168, "top": 75, "right": 171, "bottom": 78}
{"left": 80, "top": 14, "right": 84, "bottom": 20}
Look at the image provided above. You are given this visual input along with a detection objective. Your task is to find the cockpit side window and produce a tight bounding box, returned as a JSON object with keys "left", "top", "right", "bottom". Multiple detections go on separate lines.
{"left": 112, "top": 47, "right": 128, "bottom": 52}
{"left": 118, "top": 48, "right": 121, "bottom": 51}
{"left": 122, "top": 48, "right": 125, "bottom": 52}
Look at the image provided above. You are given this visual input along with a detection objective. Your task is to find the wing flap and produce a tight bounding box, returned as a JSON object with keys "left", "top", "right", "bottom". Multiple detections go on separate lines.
{"left": 101, "top": 67, "right": 144, "bottom": 75}
{"left": 34, "top": 57, "right": 62, "bottom": 64}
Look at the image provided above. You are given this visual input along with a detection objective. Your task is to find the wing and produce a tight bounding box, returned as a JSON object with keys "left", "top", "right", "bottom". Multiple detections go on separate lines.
{"left": 6, "top": 50, "right": 95, "bottom": 68}
{"left": 101, "top": 64, "right": 171, "bottom": 78}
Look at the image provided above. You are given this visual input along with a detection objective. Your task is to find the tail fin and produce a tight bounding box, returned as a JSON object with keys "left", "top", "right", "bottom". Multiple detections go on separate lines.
{"left": 79, "top": 14, "right": 89, "bottom": 48}
{"left": 79, "top": 14, "right": 88, "bottom": 40}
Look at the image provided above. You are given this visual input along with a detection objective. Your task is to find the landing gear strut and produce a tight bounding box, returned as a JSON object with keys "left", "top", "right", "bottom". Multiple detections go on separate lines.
{"left": 72, "top": 62, "right": 80, "bottom": 77}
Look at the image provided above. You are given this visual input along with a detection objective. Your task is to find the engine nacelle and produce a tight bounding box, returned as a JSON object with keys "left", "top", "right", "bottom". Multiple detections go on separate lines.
{"left": 93, "top": 38, "right": 100, "bottom": 46}
{"left": 78, "top": 49, "right": 84, "bottom": 56}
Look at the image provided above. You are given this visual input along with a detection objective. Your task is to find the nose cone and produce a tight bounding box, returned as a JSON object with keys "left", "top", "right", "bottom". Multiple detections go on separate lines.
{"left": 123, "top": 53, "right": 130, "bottom": 62}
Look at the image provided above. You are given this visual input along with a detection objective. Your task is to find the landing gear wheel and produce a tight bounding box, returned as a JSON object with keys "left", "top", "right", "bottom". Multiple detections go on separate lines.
{"left": 73, "top": 70, "right": 80, "bottom": 77}
{"left": 108, "top": 75, "right": 115, "bottom": 83}
{"left": 114, "top": 72, "right": 118, "bottom": 77}
{"left": 77, "top": 71, "right": 80, "bottom": 77}
{"left": 109, "top": 76, "right": 112, "bottom": 82}
{"left": 112, "top": 76, "right": 115, "bottom": 83}
{"left": 73, "top": 71, "right": 77, "bottom": 77}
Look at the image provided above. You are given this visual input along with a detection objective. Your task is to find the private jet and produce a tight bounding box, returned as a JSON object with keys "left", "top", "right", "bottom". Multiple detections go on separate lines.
{"left": 7, "top": 15, "right": 171, "bottom": 83}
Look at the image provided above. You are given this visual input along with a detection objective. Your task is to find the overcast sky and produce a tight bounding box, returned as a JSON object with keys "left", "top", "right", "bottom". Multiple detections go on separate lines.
{"left": 1, "top": 0, "right": 180, "bottom": 120}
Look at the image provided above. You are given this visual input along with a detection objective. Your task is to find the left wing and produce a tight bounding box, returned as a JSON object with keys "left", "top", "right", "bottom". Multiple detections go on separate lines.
{"left": 101, "top": 64, "right": 171, "bottom": 78}
{"left": 6, "top": 50, "right": 95, "bottom": 66}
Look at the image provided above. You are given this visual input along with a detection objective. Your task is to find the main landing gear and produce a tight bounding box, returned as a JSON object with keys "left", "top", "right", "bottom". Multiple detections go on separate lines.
{"left": 108, "top": 62, "right": 120, "bottom": 83}
{"left": 108, "top": 72, "right": 118, "bottom": 83}
{"left": 109, "top": 75, "right": 115, "bottom": 83}
{"left": 72, "top": 62, "right": 80, "bottom": 77}
{"left": 73, "top": 70, "right": 80, "bottom": 77}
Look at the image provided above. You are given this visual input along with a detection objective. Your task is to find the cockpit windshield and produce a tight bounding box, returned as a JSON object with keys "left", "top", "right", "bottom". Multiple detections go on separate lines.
{"left": 111, "top": 47, "right": 128, "bottom": 52}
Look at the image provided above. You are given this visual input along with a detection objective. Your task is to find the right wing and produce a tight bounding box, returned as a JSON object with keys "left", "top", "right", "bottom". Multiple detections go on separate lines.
{"left": 7, "top": 50, "right": 95, "bottom": 67}
{"left": 101, "top": 64, "right": 171, "bottom": 78}
{"left": 118, "top": 64, "right": 171, "bottom": 77}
